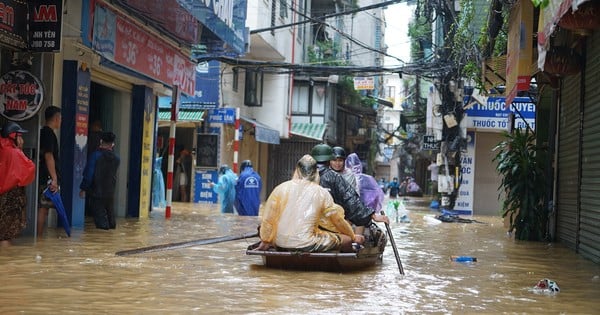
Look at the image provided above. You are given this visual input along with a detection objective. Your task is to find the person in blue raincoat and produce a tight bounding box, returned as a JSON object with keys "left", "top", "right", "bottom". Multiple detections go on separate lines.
{"left": 235, "top": 160, "right": 262, "bottom": 216}
{"left": 209, "top": 165, "right": 237, "bottom": 214}
{"left": 152, "top": 155, "right": 166, "bottom": 208}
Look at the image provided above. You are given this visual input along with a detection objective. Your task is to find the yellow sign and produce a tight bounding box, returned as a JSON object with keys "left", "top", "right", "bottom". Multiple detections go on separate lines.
{"left": 505, "top": 0, "right": 533, "bottom": 108}
{"left": 139, "top": 92, "right": 155, "bottom": 218}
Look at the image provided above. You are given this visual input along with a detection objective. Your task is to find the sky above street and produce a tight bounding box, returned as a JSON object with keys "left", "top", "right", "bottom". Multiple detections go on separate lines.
{"left": 384, "top": 2, "right": 415, "bottom": 66}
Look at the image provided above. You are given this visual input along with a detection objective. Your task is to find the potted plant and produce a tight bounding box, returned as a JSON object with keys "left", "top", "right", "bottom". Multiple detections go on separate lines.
{"left": 492, "top": 128, "right": 547, "bottom": 241}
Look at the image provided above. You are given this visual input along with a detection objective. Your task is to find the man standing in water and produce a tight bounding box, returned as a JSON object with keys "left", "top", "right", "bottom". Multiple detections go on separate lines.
{"left": 37, "top": 106, "right": 61, "bottom": 237}
{"left": 235, "top": 160, "right": 262, "bottom": 216}
{"left": 79, "top": 132, "right": 120, "bottom": 229}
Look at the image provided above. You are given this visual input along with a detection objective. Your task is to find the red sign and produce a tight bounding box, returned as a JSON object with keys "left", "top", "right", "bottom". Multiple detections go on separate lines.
{"left": 0, "top": 70, "right": 44, "bottom": 121}
{"left": 93, "top": 1, "right": 195, "bottom": 95}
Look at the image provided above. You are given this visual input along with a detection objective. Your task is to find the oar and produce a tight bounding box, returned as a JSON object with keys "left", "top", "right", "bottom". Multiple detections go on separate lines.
{"left": 380, "top": 211, "right": 405, "bottom": 275}
{"left": 115, "top": 232, "right": 259, "bottom": 256}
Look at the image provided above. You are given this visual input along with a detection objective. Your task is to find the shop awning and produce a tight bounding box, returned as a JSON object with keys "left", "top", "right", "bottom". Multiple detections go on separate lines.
{"left": 290, "top": 123, "right": 327, "bottom": 141}
{"left": 158, "top": 109, "right": 204, "bottom": 122}
{"left": 240, "top": 116, "right": 280, "bottom": 144}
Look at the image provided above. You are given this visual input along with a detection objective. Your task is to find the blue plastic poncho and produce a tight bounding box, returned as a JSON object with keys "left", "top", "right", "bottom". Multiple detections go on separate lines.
{"left": 152, "top": 157, "right": 166, "bottom": 208}
{"left": 345, "top": 153, "right": 385, "bottom": 213}
{"left": 213, "top": 168, "right": 237, "bottom": 213}
{"left": 235, "top": 166, "right": 262, "bottom": 216}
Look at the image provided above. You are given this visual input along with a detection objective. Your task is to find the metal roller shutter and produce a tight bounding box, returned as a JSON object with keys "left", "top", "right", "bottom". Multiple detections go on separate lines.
{"left": 556, "top": 72, "right": 581, "bottom": 250}
{"left": 579, "top": 32, "right": 600, "bottom": 263}
{"left": 267, "top": 140, "right": 317, "bottom": 195}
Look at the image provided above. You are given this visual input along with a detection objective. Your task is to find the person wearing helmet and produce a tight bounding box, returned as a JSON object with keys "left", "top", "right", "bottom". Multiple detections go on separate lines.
{"left": 209, "top": 164, "right": 238, "bottom": 214}
{"left": 235, "top": 160, "right": 262, "bottom": 216}
{"left": 330, "top": 146, "right": 357, "bottom": 192}
{"left": 0, "top": 121, "right": 36, "bottom": 246}
{"left": 310, "top": 143, "right": 389, "bottom": 231}
{"left": 254, "top": 155, "right": 364, "bottom": 252}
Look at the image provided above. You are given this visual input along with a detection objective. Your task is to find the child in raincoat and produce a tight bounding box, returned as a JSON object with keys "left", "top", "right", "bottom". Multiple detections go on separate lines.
{"left": 345, "top": 153, "right": 385, "bottom": 213}
{"left": 210, "top": 165, "right": 237, "bottom": 214}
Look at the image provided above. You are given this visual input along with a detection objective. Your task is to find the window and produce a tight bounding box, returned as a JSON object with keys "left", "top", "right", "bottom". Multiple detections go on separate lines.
{"left": 386, "top": 86, "right": 396, "bottom": 98}
{"left": 232, "top": 68, "right": 238, "bottom": 92}
{"left": 279, "top": 0, "right": 288, "bottom": 18}
{"left": 244, "top": 69, "right": 263, "bottom": 107}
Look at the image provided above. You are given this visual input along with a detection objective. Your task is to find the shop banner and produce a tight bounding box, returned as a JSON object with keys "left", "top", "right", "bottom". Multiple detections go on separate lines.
{"left": 194, "top": 169, "right": 218, "bottom": 203}
{"left": 0, "top": 0, "right": 28, "bottom": 49}
{"left": 464, "top": 96, "right": 536, "bottom": 131}
{"left": 453, "top": 131, "right": 475, "bottom": 215}
{"left": 28, "top": 0, "right": 62, "bottom": 52}
{"left": 71, "top": 64, "right": 90, "bottom": 227}
{"left": 505, "top": 0, "right": 533, "bottom": 107}
{"left": 0, "top": 70, "right": 44, "bottom": 121}
{"left": 92, "top": 1, "right": 195, "bottom": 96}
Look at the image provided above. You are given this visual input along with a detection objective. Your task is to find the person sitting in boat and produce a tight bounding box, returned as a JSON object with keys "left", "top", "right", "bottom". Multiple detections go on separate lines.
{"left": 310, "top": 144, "right": 389, "bottom": 234}
{"left": 254, "top": 155, "right": 365, "bottom": 252}
{"left": 345, "top": 153, "right": 385, "bottom": 213}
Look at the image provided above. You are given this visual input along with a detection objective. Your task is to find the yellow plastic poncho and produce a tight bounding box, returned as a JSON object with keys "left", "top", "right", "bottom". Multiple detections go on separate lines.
{"left": 259, "top": 166, "right": 355, "bottom": 252}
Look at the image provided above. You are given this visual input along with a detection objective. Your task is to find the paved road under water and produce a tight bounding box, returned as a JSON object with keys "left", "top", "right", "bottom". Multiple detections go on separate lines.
{"left": 1, "top": 198, "right": 600, "bottom": 314}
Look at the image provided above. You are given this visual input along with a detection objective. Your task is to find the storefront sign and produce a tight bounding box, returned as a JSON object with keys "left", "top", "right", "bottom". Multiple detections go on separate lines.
{"left": 194, "top": 169, "right": 218, "bottom": 203}
{"left": 0, "top": 70, "right": 44, "bottom": 121}
{"left": 207, "top": 108, "right": 236, "bottom": 124}
{"left": 505, "top": 0, "right": 533, "bottom": 107}
{"left": 422, "top": 135, "right": 440, "bottom": 151}
{"left": 180, "top": 61, "right": 220, "bottom": 109}
{"left": 28, "top": 0, "right": 63, "bottom": 52}
{"left": 92, "top": 2, "right": 195, "bottom": 95}
{"left": 0, "top": 0, "right": 28, "bottom": 49}
{"left": 464, "top": 96, "right": 536, "bottom": 131}
{"left": 453, "top": 131, "right": 475, "bottom": 215}
{"left": 353, "top": 77, "right": 374, "bottom": 90}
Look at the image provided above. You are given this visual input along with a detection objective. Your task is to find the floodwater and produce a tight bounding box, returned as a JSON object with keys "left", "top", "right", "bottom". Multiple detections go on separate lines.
{"left": 1, "top": 198, "right": 600, "bottom": 314}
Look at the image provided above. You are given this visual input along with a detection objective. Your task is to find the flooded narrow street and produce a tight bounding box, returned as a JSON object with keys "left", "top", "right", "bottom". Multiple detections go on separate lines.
{"left": 2, "top": 198, "right": 600, "bottom": 314}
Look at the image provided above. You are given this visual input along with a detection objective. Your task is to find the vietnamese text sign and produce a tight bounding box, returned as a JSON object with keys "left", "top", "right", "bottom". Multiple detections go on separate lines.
{"left": 207, "top": 108, "right": 236, "bottom": 124}
{"left": 92, "top": 1, "right": 195, "bottom": 95}
{"left": 453, "top": 131, "right": 475, "bottom": 214}
{"left": 195, "top": 169, "right": 218, "bottom": 203}
{"left": 29, "top": 0, "right": 63, "bottom": 52}
{"left": 422, "top": 135, "right": 440, "bottom": 151}
{"left": 465, "top": 96, "right": 535, "bottom": 131}
{"left": 353, "top": 77, "right": 374, "bottom": 90}
{"left": 0, "top": 70, "right": 44, "bottom": 121}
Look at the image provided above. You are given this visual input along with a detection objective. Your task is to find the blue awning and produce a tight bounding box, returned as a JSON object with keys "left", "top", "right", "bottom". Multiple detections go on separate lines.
{"left": 241, "top": 116, "right": 280, "bottom": 144}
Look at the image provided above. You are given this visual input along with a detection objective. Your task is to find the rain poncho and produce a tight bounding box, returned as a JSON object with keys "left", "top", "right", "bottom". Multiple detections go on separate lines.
{"left": 345, "top": 153, "right": 385, "bottom": 213}
{"left": 235, "top": 166, "right": 262, "bottom": 216}
{"left": 152, "top": 157, "right": 166, "bottom": 208}
{"left": 260, "top": 156, "right": 355, "bottom": 251}
{"left": 317, "top": 163, "right": 374, "bottom": 226}
{"left": 213, "top": 169, "right": 237, "bottom": 214}
{"left": 0, "top": 137, "right": 35, "bottom": 194}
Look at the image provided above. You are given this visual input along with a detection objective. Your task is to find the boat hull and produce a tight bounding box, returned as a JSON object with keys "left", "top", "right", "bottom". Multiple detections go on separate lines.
{"left": 246, "top": 224, "right": 388, "bottom": 272}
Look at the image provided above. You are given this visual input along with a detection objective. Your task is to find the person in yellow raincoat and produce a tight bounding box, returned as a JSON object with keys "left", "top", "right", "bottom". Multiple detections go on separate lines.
{"left": 255, "top": 155, "right": 365, "bottom": 252}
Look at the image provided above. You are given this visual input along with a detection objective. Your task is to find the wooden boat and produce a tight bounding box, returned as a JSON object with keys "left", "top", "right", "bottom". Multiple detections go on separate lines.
{"left": 246, "top": 224, "right": 388, "bottom": 272}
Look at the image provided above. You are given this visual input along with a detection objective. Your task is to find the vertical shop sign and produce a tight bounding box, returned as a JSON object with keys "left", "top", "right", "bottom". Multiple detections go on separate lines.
{"left": 0, "top": 70, "right": 44, "bottom": 121}
{"left": 71, "top": 64, "right": 90, "bottom": 227}
{"left": 28, "top": 0, "right": 63, "bottom": 52}
{"left": 453, "top": 131, "right": 475, "bottom": 215}
{"left": 139, "top": 89, "right": 155, "bottom": 218}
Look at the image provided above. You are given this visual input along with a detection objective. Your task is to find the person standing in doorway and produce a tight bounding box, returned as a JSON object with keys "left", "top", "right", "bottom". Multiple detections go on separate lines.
{"left": 79, "top": 132, "right": 121, "bottom": 229}
{"left": 235, "top": 160, "right": 262, "bottom": 216}
{"left": 37, "top": 106, "right": 61, "bottom": 237}
{"left": 0, "top": 122, "right": 36, "bottom": 246}
{"left": 176, "top": 146, "right": 191, "bottom": 202}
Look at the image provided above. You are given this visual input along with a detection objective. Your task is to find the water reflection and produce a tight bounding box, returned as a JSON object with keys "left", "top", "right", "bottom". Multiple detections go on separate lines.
{"left": 1, "top": 198, "right": 600, "bottom": 314}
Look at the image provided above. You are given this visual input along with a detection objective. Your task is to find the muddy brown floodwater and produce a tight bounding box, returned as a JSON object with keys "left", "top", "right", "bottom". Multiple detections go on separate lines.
{"left": 1, "top": 198, "right": 600, "bottom": 314}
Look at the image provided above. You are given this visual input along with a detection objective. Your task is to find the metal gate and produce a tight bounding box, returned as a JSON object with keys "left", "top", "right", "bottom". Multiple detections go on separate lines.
{"left": 556, "top": 72, "right": 581, "bottom": 250}
{"left": 267, "top": 139, "right": 318, "bottom": 195}
{"left": 579, "top": 33, "right": 600, "bottom": 263}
